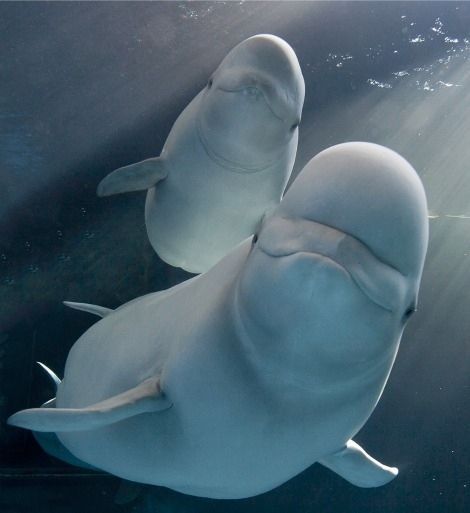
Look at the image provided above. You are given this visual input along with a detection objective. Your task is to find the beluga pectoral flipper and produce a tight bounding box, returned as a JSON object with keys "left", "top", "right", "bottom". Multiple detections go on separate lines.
{"left": 8, "top": 376, "right": 171, "bottom": 432}
{"left": 97, "top": 157, "right": 167, "bottom": 197}
{"left": 319, "top": 440, "right": 399, "bottom": 487}
{"left": 97, "top": 34, "right": 305, "bottom": 273}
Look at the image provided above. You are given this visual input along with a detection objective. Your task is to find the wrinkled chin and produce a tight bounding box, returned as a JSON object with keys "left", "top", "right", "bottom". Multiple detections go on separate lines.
{"left": 198, "top": 124, "right": 277, "bottom": 172}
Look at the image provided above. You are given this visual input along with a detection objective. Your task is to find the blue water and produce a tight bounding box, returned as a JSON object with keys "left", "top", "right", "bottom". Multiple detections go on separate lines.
{"left": 0, "top": 2, "right": 469, "bottom": 512}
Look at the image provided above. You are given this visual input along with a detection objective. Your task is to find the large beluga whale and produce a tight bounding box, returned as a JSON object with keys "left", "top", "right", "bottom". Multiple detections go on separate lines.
{"left": 9, "top": 142, "right": 428, "bottom": 499}
{"left": 97, "top": 34, "right": 305, "bottom": 274}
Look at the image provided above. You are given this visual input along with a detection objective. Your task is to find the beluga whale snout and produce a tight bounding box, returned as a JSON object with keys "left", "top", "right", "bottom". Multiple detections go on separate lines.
{"left": 97, "top": 34, "right": 305, "bottom": 273}
{"left": 8, "top": 142, "right": 428, "bottom": 499}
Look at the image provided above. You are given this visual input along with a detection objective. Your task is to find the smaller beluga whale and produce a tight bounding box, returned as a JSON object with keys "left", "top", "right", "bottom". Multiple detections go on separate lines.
{"left": 97, "top": 34, "right": 305, "bottom": 273}
{"left": 9, "top": 143, "right": 428, "bottom": 499}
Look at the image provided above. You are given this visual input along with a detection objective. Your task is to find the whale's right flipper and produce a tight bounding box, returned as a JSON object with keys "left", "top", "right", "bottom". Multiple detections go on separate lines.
{"left": 63, "top": 301, "right": 113, "bottom": 318}
{"left": 97, "top": 157, "right": 168, "bottom": 197}
{"left": 7, "top": 376, "right": 171, "bottom": 433}
{"left": 319, "top": 439, "right": 398, "bottom": 487}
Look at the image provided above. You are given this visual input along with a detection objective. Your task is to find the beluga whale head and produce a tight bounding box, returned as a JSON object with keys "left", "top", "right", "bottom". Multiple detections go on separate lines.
{"left": 197, "top": 34, "right": 305, "bottom": 172}
{"left": 237, "top": 142, "right": 428, "bottom": 393}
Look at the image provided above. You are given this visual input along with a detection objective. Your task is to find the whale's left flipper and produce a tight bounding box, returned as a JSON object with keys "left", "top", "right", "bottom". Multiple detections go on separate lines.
{"left": 7, "top": 376, "right": 171, "bottom": 433}
{"left": 97, "top": 157, "right": 168, "bottom": 197}
{"left": 319, "top": 439, "right": 398, "bottom": 487}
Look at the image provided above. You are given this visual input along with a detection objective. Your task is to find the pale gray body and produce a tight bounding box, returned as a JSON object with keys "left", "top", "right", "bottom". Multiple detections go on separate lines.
{"left": 97, "top": 34, "right": 305, "bottom": 273}
{"left": 9, "top": 143, "right": 429, "bottom": 499}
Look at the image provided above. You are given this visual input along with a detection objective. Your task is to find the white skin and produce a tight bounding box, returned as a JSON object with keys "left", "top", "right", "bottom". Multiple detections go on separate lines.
{"left": 9, "top": 143, "right": 428, "bottom": 499}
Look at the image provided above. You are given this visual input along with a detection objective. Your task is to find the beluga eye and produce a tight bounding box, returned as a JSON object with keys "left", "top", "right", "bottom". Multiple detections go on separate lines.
{"left": 290, "top": 121, "right": 300, "bottom": 131}
{"left": 403, "top": 305, "right": 417, "bottom": 323}
{"left": 251, "top": 233, "right": 258, "bottom": 247}
{"left": 207, "top": 78, "right": 213, "bottom": 89}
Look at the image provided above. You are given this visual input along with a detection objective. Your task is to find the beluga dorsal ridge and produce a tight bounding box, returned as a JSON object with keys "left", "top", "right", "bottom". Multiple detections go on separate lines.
{"left": 8, "top": 142, "right": 428, "bottom": 499}
{"left": 97, "top": 34, "right": 305, "bottom": 273}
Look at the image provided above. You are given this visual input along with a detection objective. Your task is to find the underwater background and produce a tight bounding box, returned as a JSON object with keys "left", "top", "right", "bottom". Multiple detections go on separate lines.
{"left": 0, "top": 1, "right": 469, "bottom": 512}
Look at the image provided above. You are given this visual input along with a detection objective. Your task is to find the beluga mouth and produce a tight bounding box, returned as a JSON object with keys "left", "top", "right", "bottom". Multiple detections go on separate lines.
{"left": 256, "top": 215, "right": 409, "bottom": 312}
{"left": 196, "top": 115, "right": 278, "bottom": 174}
